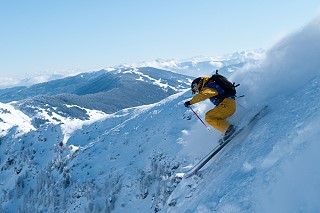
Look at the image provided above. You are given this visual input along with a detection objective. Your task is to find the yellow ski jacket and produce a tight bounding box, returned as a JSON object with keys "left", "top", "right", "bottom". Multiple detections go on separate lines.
{"left": 189, "top": 76, "right": 218, "bottom": 105}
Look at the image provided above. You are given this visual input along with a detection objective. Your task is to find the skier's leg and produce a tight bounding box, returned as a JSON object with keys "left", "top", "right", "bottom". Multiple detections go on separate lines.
{"left": 205, "top": 98, "right": 236, "bottom": 133}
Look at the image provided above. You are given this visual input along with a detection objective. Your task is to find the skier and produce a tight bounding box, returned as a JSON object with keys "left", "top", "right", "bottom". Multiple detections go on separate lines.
{"left": 184, "top": 74, "right": 236, "bottom": 141}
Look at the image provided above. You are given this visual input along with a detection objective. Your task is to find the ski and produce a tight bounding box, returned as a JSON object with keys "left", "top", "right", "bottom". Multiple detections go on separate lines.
{"left": 184, "top": 105, "right": 269, "bottom": 178}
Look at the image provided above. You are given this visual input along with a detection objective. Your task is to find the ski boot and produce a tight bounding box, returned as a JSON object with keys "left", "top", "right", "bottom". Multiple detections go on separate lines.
{"left": 220, "top": 125, "right": 236, "bottom": 144}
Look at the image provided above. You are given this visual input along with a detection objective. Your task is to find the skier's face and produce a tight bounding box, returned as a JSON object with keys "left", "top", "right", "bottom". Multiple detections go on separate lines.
{"left": 192, "top": 83, "right": 201, "bottom": 94}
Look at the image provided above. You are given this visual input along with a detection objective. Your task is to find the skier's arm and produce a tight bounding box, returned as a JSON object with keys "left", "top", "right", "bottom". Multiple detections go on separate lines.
{"left": 189, "top": 88, "right": 218, "bottom": 104}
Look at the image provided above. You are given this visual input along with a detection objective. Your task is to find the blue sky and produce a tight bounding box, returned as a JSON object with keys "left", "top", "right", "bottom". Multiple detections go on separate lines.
{"left": 0, "top": 0, "right": 319, "bottom": 78}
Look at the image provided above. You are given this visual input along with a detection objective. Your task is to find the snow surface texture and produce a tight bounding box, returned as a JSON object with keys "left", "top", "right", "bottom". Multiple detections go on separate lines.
{"left": 1, "top": 16, "right": 320, "bottom": 213}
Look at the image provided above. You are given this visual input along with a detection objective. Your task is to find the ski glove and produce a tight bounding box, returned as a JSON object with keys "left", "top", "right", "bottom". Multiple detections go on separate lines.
{"left": 184, "top": 101, "right": 191, "bottom": 107}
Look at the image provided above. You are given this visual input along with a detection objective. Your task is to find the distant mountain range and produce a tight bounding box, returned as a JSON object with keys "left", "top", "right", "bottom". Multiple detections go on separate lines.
{"left": 135, "top": 49, "right": 264, "bottom": 77}
{"left": 0, "top": 49, "right": 264, "bottom": 89}
{"left": 0, "top": 50, "right": 264, "bottom": 122}
{"left": 0, "top": 67, "right": 191, "bottom": 120}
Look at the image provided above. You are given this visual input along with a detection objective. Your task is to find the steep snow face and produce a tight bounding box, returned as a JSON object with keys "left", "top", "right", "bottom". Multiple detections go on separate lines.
{"left": 163, "top": 16, "right": 320, "bottom": 213}
{"left": 164, "top": 77, "right": 320, "bottom": 213}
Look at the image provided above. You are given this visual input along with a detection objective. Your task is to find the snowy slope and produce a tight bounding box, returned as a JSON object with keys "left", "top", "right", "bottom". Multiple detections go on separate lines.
{"left": 0, "top": 89, "right": 195, "bottom": 212}
{"left": 1, "top": 17, "right": 320, "bottom": 213}
{"left": 165, "top": 79, "right": 320, "bottom": 212}
{"left": 0, "top": 102, "right": 35, "bottom": 137}
{"left": 162, "top": 16, "right": 320, "bottom": 213}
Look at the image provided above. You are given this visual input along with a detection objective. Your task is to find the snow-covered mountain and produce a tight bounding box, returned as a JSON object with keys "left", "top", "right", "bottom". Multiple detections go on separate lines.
{"left": 0, "top": 49, "right": 264, "bottom": 90}
{"left": 1, "top": 17, "right": 320, "bottom": 213}
{"left": 0, "top": 67, "right": 192, "bottom": 118}
{"left": 134, "top": 49, "right": 265, "bottom": 77}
